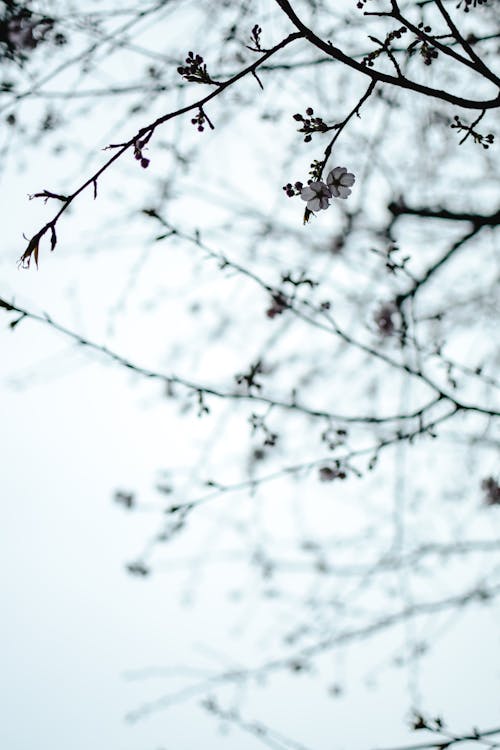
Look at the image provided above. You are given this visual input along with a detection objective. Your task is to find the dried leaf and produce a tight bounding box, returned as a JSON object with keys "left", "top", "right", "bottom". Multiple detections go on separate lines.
{"left": 50, "top": 226, "right": 57, "bottom": 252}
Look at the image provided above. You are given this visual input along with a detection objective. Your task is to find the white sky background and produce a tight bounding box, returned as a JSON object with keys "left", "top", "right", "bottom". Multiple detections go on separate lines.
{"left": 1, "top": 1, "right": 500, "bottom": 749}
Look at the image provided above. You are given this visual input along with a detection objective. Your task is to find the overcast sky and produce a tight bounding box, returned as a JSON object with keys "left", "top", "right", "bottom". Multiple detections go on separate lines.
{"left": 1, "top": 3, "right": 500, "bottom": 749}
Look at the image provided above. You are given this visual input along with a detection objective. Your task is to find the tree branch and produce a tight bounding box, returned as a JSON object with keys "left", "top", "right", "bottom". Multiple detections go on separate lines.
{"left": 274, "top": 0, "right": 500, "bottom": 109}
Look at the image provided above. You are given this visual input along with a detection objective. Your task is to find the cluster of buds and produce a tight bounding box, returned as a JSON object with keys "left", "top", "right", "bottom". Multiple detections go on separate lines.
{"left": 407, "top": 23, "right": 438, "bottom": 65}
{"left": 293, "top": 107, "right": 329, "bottom": 142}
{"left": 248, "top": 23, "right": 263, "bottom": 51}
{"left": 420, "top": 40, "right": 438, "bottom": 65}
{"left": 191, "top": 107, "right": 214, "bottom": 132}
{"left": 177, "top": 51, "right": 214, "bottom": 84}
{"left": 133, "top": 139, "right": 150, "bottom": 168}
{"left": 362, "top": 26, "right": 407, "bottom": 67}
{"left": 457, "top": 0, "right": 489, "bottom": 10}
{"left": 451, "top": 115, "right": 495, "bottom": 148}
{"left": 282, "top": 181, "right": 304, "bottom": 198}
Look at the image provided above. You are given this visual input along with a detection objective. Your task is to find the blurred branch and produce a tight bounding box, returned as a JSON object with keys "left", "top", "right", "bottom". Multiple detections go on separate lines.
{"left": 375, "top": 721, "right": 500, "bottom": 750}
{"left": 143, "top": 213, "right": 499, "bottom": 419}
{"left": 387, "top": 203, "right": 499, "bottom": 305}
{"left": 0, "top": 295, "right": 450, "bottom": 425}
{"left": 127, "top": 581, "right": 500, "bottom": 722}
{"left": 388, "top": 203, "right": 500, "bottom": 227}
{"left": 201, "top": 698, "right": 314, "bottom": 750}
{"left": 395, "top": 226, "right": 481, "bottom": 305}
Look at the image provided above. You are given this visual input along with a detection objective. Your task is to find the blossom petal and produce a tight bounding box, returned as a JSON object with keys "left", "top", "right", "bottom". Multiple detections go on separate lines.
{"left": 301, "top": 181, "right": 332, "bottom": 211}
{"left": 310, "top": 180, "right": 329, "bottom": 192}
{"left": 300, "top": 187, "right": 316, "bottom": 201}
{"left": 337, "top": 186, "right": 351, "bottom": 199}
{"left": 339, "top": 172, "right": 355, "bottom": 187}
{"left": 327, "top": 167, "right": 346, "bottom": 185}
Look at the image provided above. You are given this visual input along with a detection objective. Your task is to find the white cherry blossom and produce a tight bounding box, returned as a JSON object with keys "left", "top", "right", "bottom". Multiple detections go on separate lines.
{"left": 326, "top": 166, "right": 355, "bottom": 199}
{"left": 300, "top": 181, "right": 332, "bottom": 211}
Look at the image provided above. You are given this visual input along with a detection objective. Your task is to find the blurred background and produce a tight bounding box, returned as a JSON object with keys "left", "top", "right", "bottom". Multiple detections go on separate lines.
{"left": 1, "top": 1, "right": 499, "bottom": 748}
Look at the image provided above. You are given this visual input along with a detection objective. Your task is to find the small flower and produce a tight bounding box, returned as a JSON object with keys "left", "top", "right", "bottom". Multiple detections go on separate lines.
{"left": 326, "top": 166, "right": 355, "bottom": 199}
{"left": 300, "top": 181, "right": 331, "bottom": 211}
